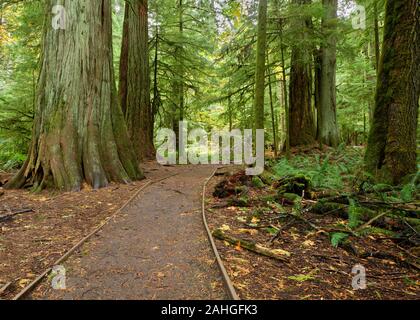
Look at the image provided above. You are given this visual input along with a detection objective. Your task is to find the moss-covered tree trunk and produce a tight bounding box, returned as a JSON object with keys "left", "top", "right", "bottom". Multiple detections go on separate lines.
{"left": 119, "top": 0, "right": 155, "bottom": 160}
{"left": 289, "top": 0, "right": 316, "bottom": 146}
{"left": 7, "top": 0, "right": 143, "bottom": 191}
{"left": 373, "top": 0, "right": 381, "bottom": 73}
{"left": 277, "top": 16, "right": 290, "bottom": 157}
{"left": 365, "top": 0, "right": 419, "bottom": 184}
{"left": 254, "top": 0, "right": 267, "bottom": 131}
{"left": 318, "top": 0, "right": 339, "bottom": 147}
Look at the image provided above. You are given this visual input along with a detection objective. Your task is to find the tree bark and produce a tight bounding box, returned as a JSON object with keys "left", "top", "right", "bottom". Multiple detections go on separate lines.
{"left": 278, "top": 18, "right": 290, "bottom": 157}
{"left": 7, "top": 0, "right": 143, "bottom": 191}
{"left": 318, "top": 0, "right": 339, "bottom": 147}
{"left": 365, "top": 0, "right": 420, "bottom": 185}
{"left": 314, "top": 48, "right": 322, "bottom": 141}
{"left": 254, "top": 0, "right": 268, "bottom": 131}
{"left": 267, "top": 58, "right": 278, "bottom": 158}
{"left": 119, "top": 0, "right": 155, "bottom": 160}
{"left": 289, "top": 0, "right": 316, "bottom": 147}
{"left": 172, "top": 0, "right": 185, "bottom": 149}
{"left": 373, "top": 0, "right": 381, "bottom": 73}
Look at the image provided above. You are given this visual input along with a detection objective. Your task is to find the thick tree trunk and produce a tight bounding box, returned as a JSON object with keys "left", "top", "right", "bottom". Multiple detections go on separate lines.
{"left": 254, "top": 0, "right": 267, "bottom": 131}
{"left": 365, "top": 0, "right": 420, "bottom": 185}
{"left": 7, "top": 0, "right": 143, "bottom": 191}
{"left": 318, "top": 0, "right": 339, "bottom": 147}
{"left": 119, "top": 0, "right": 155, "bottom": 160}
{"left": 289, "top": 0, "right": 316, "bottom": 146}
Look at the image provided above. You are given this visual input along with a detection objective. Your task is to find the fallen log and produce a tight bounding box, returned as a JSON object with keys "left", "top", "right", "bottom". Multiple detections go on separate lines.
{"left": 356, "top": 211, "right": 390, "bottom": 232}
{"left": 0, "top": 282, "right": 12, "bottom": 296}
{"left": 212, "top": 229, "right": 289, "bottom": 262}
{"left": 0, "top": 208, "right": 34, "bottom": 223}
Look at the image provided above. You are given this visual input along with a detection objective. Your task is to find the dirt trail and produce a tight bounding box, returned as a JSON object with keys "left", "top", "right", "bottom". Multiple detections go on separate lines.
{"left": 32, "top": 164, "right": 227, "bottom": 300}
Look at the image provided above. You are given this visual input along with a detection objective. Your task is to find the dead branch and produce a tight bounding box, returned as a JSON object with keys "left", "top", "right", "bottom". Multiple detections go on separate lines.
{"left": 0, "top": 282, "right": 12, "bottom": 296}
{"left": 0, "top": 208, "right": 34, "bottom": 223}
{"left": 356, "top": 211, "right": 390, "bottom": 232}
{"left": 212, "top": 229, "right": 289, "bottom": 262}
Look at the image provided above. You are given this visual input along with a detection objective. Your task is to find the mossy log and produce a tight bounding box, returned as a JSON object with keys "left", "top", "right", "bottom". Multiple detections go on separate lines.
{"left": 275, "top": 175, "right": 312, "bottom": 197}
{"left": 312, "top": 201, "right": 348, "bottom": 218}
{"left": 259, "top": 170, "right": 278, "bottom": 185}
{"left": 212, "top": 229, "right": 289, "bottom": 262}
{"left": 227, "top": 197, "right": 249, "bottom": 207}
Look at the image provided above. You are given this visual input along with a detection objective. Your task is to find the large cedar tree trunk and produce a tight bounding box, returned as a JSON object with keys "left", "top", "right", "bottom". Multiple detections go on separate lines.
{"left": 365, "top": 0, "right": 419, "bottom": 184}
{"left": 7, "top": 0, "right": 143, "bottom": 191}
{"left": 289, "top": 0, "right": 316, "bottom": 146}
{"left": 318, "top": 0, "right": 339, "bottom": 147}
{"left": 119, "top": 0, "right": 155, "bottom": 160}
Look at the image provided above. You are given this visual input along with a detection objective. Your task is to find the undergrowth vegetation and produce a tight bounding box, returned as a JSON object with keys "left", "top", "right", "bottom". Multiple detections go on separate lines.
{"left": 233, "top": 147, "right": 419, "bottom": 250}
{"left": 271, "top": 145, "right": 364, "bottom": 191}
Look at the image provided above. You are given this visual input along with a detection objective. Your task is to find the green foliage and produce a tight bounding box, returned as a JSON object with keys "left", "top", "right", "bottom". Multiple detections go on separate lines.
{"left": 399, "top": 172, "right": 418, "bottom": 202}
{"left": 348, "top": 199, "right": 363, "bottom": 229}
{"left": 330, "top": 232, "right": 349, "bottom": 248}
{"left": 271, "top": 150, "right": 363, "bottom": 190}
{"left": 400, "top": 184, "right": 415, "bottom": 202}
{"left": 0, "top": 0, "right": 386, "bottom": 170}
{"left": 252, "top": 176, "right": 265, "bottom": 188}
{"left": 288, "top": 273, "right": 316, "bottom": 283}
{"left": 265, "top": 227, "right": 278, "bottom": 235}
{"left": 288, "top": 269, "right": 318, "bottom": 282}
{"left": 0, "top": 1, "right": 43, "bottom": 163}
{"left": 0, "top": 138, "right": 26, "bottom": 170}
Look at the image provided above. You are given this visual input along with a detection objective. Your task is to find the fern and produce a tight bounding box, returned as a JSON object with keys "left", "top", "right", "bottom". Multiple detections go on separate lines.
{"left": 400, "top": 172, "right": 418, "bottom": 202}
{"left": 348, "top": 199, "right": 363, "bottom": 229}
{"left": 330, "top": 232, "right": 349, "bottom": 248}
{"left": 273, "top": 154, "right": 346, "bottom": 190}
{"left": 400, "top": 184, "right": 414, "bottom": 202}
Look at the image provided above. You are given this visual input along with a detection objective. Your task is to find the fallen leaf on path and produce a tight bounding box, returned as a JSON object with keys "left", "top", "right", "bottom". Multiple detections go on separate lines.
{"left": 302, "top": 240, "right": 315, "bottom": 247}
{"left": 220, "top": 224, "right": 230, "bottom": 232}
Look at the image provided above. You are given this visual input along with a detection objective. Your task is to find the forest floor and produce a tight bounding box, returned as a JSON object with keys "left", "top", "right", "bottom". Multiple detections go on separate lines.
{"left": 0, "top": 168, "right": 148, "bottom": 300}
{"left": 206, "top": 147, "right": 419, "bottom": 300}
{"left": 0, "top": 149, "right": 419, "bottom": 300}
{"left": 0, "top": 163, "right": 227, "bottom": 300}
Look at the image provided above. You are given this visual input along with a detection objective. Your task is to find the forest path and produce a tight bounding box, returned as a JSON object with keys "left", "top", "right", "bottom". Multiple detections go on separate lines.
{"left": 36, "top": 163, "right": 228, "bottom": 300}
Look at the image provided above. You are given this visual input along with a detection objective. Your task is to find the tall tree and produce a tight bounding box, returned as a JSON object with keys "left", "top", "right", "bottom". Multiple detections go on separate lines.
{"left": 365, "top": 0, "right": 419, "bottom": 184}
{"left": 254, "top": 0, "right": 268, "bottom": 131}
{"left": 119, "top": 0, "right": 155, "bottom": 160}
{"left": 7, "top": 0, "right": 143, "bottom": 191}
{"left": 289, "top": 0, "right": 316, "bottom": 146}
{"left": 373, "top": 0, "right": 381, "bottom": 73}
{"left": 170, "top": 0, "right": 185, "bottom": 149}
{"left": 318, "top": 0, "right": 339, "bottom": 147}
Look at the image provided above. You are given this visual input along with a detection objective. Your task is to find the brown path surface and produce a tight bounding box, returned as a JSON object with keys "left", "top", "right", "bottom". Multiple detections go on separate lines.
{"left": 32, "top": 164, "right": 227, "bottom": 300}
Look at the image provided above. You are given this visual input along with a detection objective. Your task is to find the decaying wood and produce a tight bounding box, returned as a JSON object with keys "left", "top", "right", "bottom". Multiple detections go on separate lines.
{"left": 359, "top": 251, "right": 420, "bottom": 271}
{"left": 356, "top": 211, "right": 390, "bottom": 232}
{"left": 0, "top": 208, "right": 34, "bottom": 223}
{"left": 0, "top": 282, "right": 12, "bottom": 296}
{"left": 212, "top": 229, "right": 289, "bottom": 262}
